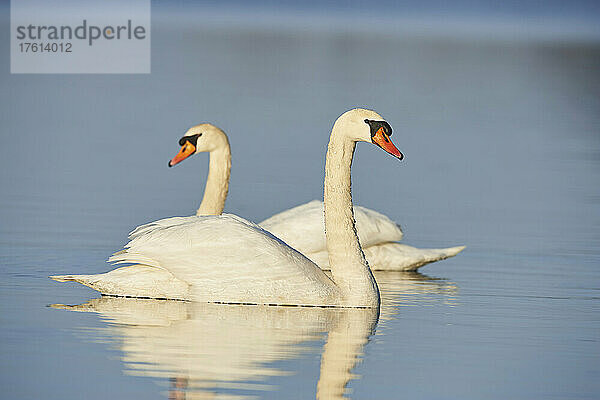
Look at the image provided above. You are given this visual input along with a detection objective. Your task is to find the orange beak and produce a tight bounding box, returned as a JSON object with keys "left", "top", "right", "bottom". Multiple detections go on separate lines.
{"left": 372, "top": 127, "right": 403, "bottom": 160}
{"left": 168, "top": 142, "right": 196, "bottom": 167}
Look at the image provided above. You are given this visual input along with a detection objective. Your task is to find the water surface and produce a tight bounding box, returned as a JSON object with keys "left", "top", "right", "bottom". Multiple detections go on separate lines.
{"left": 1, "top": 14, "right": 599, "bottom": 400}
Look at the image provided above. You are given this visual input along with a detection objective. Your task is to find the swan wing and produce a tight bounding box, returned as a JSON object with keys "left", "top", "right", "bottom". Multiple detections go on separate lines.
{"left": 309, "top": 243, "right": 466, "bottom": 271}
{"left": 108, "top": 214, "right": 341, "bottom": 305}
{"left": 128, "top": 216, "right": 192, "bottom": 239}
{"left": 260, "top": 200, "right": 403, "bottom": 254}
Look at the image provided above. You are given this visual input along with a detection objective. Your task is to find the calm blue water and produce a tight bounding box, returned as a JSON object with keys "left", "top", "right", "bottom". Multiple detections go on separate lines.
{"left": 1, "top": 10, "right": 599, "bottom": 400}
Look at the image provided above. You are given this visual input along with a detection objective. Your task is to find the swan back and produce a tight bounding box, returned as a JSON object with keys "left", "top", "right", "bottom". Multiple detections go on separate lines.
{"left": 260, "top": 200, "right": 403, "bottom": 254}
{"left": 109, "top": 214, "right": 342, "bottom": 305}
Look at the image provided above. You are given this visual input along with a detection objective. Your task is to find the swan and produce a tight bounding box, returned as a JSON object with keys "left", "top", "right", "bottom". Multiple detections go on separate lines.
{"left": 167, "top": 123, "right": 231, "bottom": 216}
{"left": 159, "top": 121, "right": 463, "bottom": 271}
{"left": 51, "top": 108, "right": 403, "bottom": 307}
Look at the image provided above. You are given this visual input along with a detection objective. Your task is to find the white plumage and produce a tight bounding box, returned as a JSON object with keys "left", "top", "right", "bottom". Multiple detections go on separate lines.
{"left": 261, "top": 200, "right": 465, "bottom": 270}
{"left": 51, "top": 108, "right": 408, "bottom": 307}
{"left": 104, "top": 214, "right": 341, "bottom": 305}
{"left": 149, "top": 122, "right": 465, "bottom": 270}
{"left": 261, "top": 200, "right": 403, "bottom": 253}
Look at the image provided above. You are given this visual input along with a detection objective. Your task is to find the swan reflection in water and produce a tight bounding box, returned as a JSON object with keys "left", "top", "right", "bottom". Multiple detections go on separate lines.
{"left": 52, "top": 272, "right": 457, "bottom": 399}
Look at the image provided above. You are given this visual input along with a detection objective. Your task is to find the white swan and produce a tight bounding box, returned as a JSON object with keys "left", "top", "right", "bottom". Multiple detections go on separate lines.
{"left": 160, "top": 121, "right": 464, "bottom": 271}
{"left": 51, "top": 108, "right": 402, "bottom": 307}
{"left": 167, "top": 123, "right": 231, "bottom": 216}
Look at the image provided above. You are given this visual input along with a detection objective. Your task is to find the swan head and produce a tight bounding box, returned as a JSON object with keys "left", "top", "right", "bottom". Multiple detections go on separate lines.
{"left": 334, "top": 108, "right": 403, "bottom": 160}
{"left": 168, "top": 124, "right": 229, "bottom": 167}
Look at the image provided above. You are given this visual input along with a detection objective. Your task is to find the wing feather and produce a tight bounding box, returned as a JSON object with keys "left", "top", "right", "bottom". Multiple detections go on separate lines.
{"left": 109, "top": 214, "right": 339, "bottom": 305}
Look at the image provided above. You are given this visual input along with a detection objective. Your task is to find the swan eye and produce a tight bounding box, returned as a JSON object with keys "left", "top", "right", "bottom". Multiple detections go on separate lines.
{"left": 178, "top": 133, "right": 202, "bottom": 147}
{"left": 364, "top": 120, "right": 392, "bottom": 138}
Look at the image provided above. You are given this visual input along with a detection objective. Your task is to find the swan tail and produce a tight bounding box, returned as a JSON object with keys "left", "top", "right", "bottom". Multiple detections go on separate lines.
{"left": 49, "top": 274, "right": 105, "bottom": 291}
{"left": 50, "top": 266, "right": 190, "bottom": 300}
{"left": 363, "top": 244, "right": 466, "bottom": 271}
{"left": 414, "top": 245, "right": 466, "bottom": 266}
{"left": 436, "top": 245, "right": 466, "bottom": 259}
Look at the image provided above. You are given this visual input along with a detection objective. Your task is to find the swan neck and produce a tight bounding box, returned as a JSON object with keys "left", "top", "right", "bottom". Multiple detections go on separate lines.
{"left": 196, "top": 145, "right": 231, "bottom": 216}
{"left": 324, "top": 130, "right": 379, "bottom": 308}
